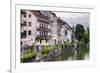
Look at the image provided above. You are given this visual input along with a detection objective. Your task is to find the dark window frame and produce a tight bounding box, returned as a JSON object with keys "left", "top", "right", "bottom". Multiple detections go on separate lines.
{"left": 28, "top": 22, "right": 31, "bottom": 26}
{"left": 28, "top": 30, "right": 31, "bottom": 35}
{"left": 21, "top": 30, "right": 27, "bottom": 39}
{"left": 24, "top": 14, "right": 26, "bottom": 18}
{"left": 29, "top": 14, "right": 31, "bottom": 18}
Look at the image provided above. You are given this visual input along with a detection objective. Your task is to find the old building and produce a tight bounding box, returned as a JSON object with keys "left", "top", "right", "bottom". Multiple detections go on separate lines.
{"left": 20, "top": 10, "right": 74, "bottom": 54}
{"left": 21, "top": 10, "right": 36, "bottom": 54}
{"left": 49, "top": 12, "right": 58, "bottom": 45}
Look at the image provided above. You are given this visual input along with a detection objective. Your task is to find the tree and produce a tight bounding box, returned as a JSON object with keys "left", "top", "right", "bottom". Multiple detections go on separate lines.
{"left": 75, "top": 24, "right": 85, "bottom": 41}
{"left": 75, "top": 24, "right": 89, "bottom": 60}
{"left": 84, "top": 27, "right": 89, "bottom": 44}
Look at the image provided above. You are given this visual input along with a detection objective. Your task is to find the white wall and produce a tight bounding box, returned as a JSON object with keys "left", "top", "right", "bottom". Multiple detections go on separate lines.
{"left": 21, "top": 10, "right": 38, "bottom": 46}
{"left": 67, "top": 30, "right": 72, "bottom": 43}
{"left": 50, "top": 13, "right": 58, "bottom": 44}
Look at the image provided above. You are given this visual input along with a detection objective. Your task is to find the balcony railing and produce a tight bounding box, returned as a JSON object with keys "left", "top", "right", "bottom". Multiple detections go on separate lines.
{"left": 37, "top": 27, "right": 51, "bottom": 32}
{"left": 21, "top": 23, "right": 26, "bottom": 27}
{"left": 36, "top": 35, "right": 51, "bottom": 40}
{"left": 21, "top": 32, "right": 27, "bottom": 39}
{"left": 37, "top": 18, "right": 50, "bottom": 23}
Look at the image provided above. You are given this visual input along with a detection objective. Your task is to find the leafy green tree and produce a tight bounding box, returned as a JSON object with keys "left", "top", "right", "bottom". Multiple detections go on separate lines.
{"left": 84, "top": 27, "right": 89, "bottom": 44}
{"left": 75, "top": 24, "right": 85, "bottom": 41}
{"left": 75, "top": 24, "right": 89, "bottom": 60}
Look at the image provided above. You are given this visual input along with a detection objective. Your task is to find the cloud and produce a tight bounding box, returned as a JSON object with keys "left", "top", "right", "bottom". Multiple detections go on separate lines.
{"left": 54, "top": 11, "right": 90, "bottom": 29}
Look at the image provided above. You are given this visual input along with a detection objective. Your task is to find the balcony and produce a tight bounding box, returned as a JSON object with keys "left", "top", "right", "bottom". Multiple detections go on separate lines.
{"left": 37, "top": 18, "right": 50, "bottom": 23}
{"left": 21, "top": 21, "right": 27, "bottom": 27}
{"left": 21, "top": 31, "right": 27, "bottom": 39}
{"left": 37, "top": 27, "right": 51, "bottom": 32}
{"left": 36, "top": 35, "right": 51, "bottom": 40}
{"left": 21, "top": 23, "right": 26, "bottom": 27}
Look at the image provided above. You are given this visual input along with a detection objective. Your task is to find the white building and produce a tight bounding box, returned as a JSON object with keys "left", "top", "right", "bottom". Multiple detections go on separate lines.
{"left": 21, "top": 10, "right": 52, "bottom": 52}
{"left": 21, "top": 10, "right": 74, "bottom": 53}
{"left": 49, "top": 12, "right": 58, "bottom": 45}
{"left": 21, "top": 10, "right": 37, "bottom": 53}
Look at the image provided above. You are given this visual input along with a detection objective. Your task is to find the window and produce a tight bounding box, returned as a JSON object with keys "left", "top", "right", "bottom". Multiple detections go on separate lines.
{"left": 44, "top": 24, "right": 46, "bottom": 28}
{"left": 46, "top": 32, "right": 48, "bottom": 35}
{"left": 21, "top": 48, "right": 23, "bottom": 51}
{"left": 40, "top": 23, "right": 42, "bottom": 27}
{"left": 28, "top": 30, "right": 31, "bottom": 35}
{"left": 24, "top": 31, "right": 27, "bottom": 36}
{"left": 28, "top": 22, "right": 31, "bottom": 26}
{"left": 65, "top": 30, "right": 68, "bottom": 35}
{"left": 21, "top": 42, "right": 23, "bottom": 45}
{"left": 55, "top": 39, "right": 56, "bottom": 44}
{"left": 29, "top": 14, "right": 31, "bottom": 18}
{"left": 23, "top": 21, "right": 26, "bottom": 26}
{"left": 42, "top": 32, "right": 43, "bottom": 35}
{"left": 43, "top": 32, "right": 44, "bottom": 35}
{"left": 42, "top": 32, "right": 44, "bottom": 35}
{"left": 40, "top": 39, "right": 42, "bottom": 43}
{"left": 21, "top": 31, "right": 27, "bottom": 39}
{"left": 24, "top": 14, "right": 26, "bottom": 18}
{"left": 46, "top": 40, "right": 48, "bottom": 43}
{"left": 40, "top": 31, "right": 41, "bottom": 35}
{"left": 46, "top": 24, "right": 48, "bottom": 28}
{"left": 43, "top": 24, "right": 45, "bottom": 28}
{"left": 42, "top": 24, "right": 43, "bottom": 27}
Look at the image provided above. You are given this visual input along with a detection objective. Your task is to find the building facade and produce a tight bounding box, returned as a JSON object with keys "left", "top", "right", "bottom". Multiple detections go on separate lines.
{"left": 21, "top": 10, "right": 74, "bottom": 54}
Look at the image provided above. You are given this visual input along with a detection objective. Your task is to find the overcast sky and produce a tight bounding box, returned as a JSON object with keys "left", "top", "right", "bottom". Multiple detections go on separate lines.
{"left": 54, "top": 11, "right": 90, "bottom": 30}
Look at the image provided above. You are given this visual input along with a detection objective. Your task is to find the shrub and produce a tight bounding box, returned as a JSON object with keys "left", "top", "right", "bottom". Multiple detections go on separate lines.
{"left": 41, "top": 46, "right": 50, "bottom": 55}
{"left": 21, "top": 50, "right": 36, "bottom": 60}
{"left": 21, "top": 45, "right": 37, "bottom": 62}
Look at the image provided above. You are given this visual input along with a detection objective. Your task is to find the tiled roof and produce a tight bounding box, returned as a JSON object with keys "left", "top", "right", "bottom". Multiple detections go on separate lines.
{"left": 30, "top": 10, "right": 72, "bottom": 30}
{"left": 31, "top": 10, "right": 50, "bottom": 20}
{"left": 57, "top": 17, "right": 72, "bottom": 30}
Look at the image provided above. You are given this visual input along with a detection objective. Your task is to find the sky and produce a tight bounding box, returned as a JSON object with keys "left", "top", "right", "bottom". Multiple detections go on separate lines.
{"left": 54, "top": 11, "right": 90, "bottom": 30}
